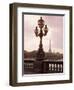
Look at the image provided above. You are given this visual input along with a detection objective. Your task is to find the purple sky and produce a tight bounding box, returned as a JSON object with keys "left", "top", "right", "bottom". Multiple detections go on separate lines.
{"left": 24, "top": 14, "right": 63, "bottom": 53}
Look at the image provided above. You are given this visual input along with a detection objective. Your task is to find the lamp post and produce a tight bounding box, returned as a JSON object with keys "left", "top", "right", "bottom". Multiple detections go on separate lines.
{"left": 35, "top": 17, "right": 48, "bottom": 61}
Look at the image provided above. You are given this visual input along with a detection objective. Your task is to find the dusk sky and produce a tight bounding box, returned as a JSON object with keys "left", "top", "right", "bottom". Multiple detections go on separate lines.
{"left": 24, "top": 14, "right": 63, "bottom": 53}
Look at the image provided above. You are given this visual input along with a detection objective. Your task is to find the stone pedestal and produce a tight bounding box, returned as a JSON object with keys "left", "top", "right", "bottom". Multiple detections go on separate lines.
{"left": 42, "top": 62, "right": 49, "bottom": 73}
{"left": 36, "top": 47, "right": 45, "bottom": 61}
{"left": 34, "top": 61, "right": 43, "bottom": 73}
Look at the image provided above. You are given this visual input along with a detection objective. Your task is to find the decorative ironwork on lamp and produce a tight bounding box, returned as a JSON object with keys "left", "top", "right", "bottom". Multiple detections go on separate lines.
{"left": 34, "top": 17, "right": 48, "bottom": 61}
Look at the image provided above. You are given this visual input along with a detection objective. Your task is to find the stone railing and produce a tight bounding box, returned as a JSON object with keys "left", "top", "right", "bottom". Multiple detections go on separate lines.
{"left": 24, "top": 59, "right": 63, "bottom": 74}
{"left": 43, "top": 60, "right": 63, "bottom": 73}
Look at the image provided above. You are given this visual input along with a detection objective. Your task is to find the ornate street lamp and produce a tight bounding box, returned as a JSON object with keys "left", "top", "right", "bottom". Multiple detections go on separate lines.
{"left": 35, "top": 17, "right": 48, "bottom": 61}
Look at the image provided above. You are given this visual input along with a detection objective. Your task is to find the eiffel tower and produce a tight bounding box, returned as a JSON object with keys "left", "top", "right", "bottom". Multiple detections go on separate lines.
{"left": 49, "top": 39, "right": 52, "bottom": 53}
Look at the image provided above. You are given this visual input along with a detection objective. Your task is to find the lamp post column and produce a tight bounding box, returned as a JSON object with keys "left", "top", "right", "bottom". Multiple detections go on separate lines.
{"left": 34, "top": 17, "right": 48, "bottom": 73}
